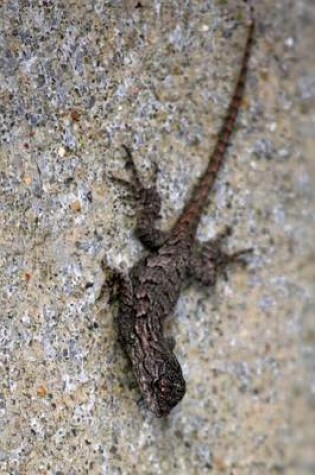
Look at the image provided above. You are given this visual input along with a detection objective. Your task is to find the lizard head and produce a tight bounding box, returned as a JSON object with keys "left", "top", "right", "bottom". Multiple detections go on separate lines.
{"left": 141, "top": 354, "right": 186, "bottom": 418}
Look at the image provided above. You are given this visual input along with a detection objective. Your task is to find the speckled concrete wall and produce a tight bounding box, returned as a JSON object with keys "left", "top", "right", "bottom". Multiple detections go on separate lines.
{"left": 1, "top": 0, "right": 314, "bottom": 474}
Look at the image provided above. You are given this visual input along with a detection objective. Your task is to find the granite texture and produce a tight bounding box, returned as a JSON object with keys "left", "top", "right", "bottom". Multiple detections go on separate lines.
{"left": 1, "top": 0, "right": 314, "bottom": 474}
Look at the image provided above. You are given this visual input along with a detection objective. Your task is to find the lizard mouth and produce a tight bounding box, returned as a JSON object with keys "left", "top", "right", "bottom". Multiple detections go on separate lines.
{"left": 148, "top": 371, "right": 186, "bottom": 418}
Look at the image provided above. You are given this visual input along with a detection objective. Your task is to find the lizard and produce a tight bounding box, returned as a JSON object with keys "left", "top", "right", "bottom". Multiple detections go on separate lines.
{"left": 108, "top": 11, "right": 255, "bottom": 418}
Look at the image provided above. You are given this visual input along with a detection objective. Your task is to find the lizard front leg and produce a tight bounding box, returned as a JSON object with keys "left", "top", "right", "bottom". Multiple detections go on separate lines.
{"left": 105, "top": 269, "right": 136, "bottom": 347}
{"left": 112, "top": 146, "right": 168, "bottom": 250}
{"left": 188, "top": 227, "right": 252, "bottom": 287}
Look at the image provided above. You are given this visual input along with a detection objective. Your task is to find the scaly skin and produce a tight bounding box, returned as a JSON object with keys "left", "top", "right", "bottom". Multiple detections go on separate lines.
{"left": 113, "top": 15, "right": 255, "bottom": 417}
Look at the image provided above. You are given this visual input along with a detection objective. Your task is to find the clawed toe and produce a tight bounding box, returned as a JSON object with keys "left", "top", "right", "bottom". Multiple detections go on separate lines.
{"left": 108, "top": 173, "right": 134, "bottom": 189}
{"left": 151, "top": 160, "right": 160, "bottom": 181}
{"left": 121, "top": 145, "right": 142, "bottom": 186}
{"left": 229, "top": 247, "right": 253, "bottom": 265}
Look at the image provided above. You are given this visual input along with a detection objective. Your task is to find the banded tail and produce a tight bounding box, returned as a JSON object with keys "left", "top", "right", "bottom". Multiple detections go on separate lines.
{"left": 171, "top": 15, "right": 255, "bottom": 241}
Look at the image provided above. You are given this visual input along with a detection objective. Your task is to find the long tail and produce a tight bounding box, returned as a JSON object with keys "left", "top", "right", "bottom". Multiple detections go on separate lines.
{"left": 171, "top": 14, "right": 255, "bottom": 241}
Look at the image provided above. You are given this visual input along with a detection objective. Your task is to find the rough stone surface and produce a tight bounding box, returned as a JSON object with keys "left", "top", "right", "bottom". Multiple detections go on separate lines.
{"left": 1, "top": 0, "right": 314, "bottom": 474}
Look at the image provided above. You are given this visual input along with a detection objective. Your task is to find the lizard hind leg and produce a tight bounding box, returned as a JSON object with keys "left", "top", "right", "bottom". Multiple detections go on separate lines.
{"left": 189, "top": 227, "right": 252, "bottom": 287}
{"left": 115, "top": 145, "right": 168, "bottom": 250}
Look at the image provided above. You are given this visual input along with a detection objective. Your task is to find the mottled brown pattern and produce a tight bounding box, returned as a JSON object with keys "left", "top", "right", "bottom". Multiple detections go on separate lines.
{"left": 113, "top": 15, "right": 255, "bottom": 417}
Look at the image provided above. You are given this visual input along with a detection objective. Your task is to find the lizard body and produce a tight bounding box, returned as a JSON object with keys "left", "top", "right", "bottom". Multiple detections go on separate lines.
{"left": 112, "top": 14, "right": 255, "bottom": 417}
